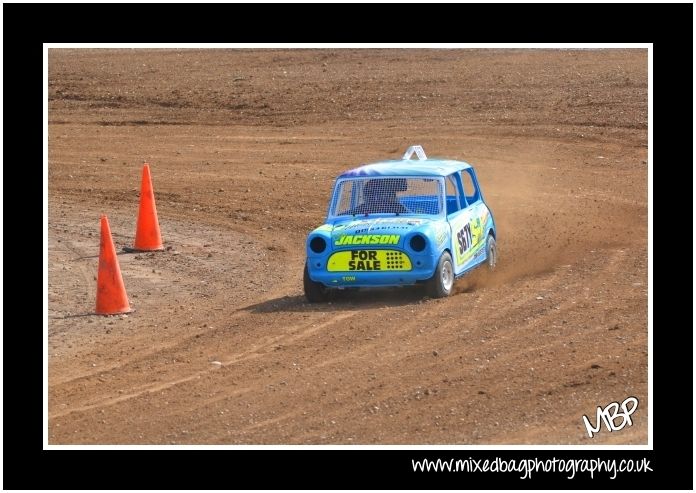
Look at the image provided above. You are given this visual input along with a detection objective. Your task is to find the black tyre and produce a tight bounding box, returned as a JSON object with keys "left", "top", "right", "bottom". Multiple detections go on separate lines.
{"left": 427, "top": 251, "right": 455, "bottom": 298}
{"left": 486, "top": 234, "right": 497, "bottom": 270}
{"left": 304, "top": 262, "right": 329, "bottom": 302}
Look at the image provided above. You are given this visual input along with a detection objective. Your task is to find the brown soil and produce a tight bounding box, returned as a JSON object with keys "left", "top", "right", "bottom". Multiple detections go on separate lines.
{"left": 48, "top": 48, "right": 648, "bottom": 444}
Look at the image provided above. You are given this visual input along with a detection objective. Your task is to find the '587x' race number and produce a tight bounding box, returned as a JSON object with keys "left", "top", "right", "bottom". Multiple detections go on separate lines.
{"left": 457, "top": 223, "right": 472, "bottom": 255}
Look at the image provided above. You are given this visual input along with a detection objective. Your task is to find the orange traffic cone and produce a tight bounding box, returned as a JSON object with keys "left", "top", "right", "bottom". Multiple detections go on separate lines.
{"left": 96, "top": 215, "right": 131, "bottom": 315}
{"left": 133, "top": 163, "right": 163, "bottom": 251}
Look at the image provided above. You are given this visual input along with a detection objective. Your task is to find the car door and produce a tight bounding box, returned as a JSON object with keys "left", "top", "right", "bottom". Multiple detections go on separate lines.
{"left": 445, "top": 173, "right": 474, "bottom": 276}
{"left": 449, "top": 170, "right": 489, "bottom": 275}
{"left": 462, "top": 168, "right": 491, "bottom": 269}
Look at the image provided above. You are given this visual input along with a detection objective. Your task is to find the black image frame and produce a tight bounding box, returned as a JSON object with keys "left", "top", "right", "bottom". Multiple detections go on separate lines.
{"left": 5, "top": 1, "right": 692, "bottom": 490}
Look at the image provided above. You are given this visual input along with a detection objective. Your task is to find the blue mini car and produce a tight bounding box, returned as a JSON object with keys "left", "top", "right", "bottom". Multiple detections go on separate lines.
{"left": 304, "top": 146, "right": 497, "bottom": 301}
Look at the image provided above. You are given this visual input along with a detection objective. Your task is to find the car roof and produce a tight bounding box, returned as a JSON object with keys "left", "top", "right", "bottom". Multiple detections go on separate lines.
{"left": 337, "top": 158, "right": 473, "bottom": 179}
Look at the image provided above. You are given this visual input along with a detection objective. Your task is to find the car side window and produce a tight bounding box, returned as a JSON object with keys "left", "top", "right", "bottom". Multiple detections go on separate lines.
{"left": 461, "top": 169, "right": 480, "bottom": 204}
{"left": 445, "top": 175, "right": 461, "bottom": 214}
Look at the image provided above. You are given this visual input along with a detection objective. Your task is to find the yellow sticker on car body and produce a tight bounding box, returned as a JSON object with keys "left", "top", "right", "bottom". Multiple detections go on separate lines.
{"left": 334, "top": 234, "right": 400, "bottom": 246}
{"left": 327, "top": 250, "right": 412, "bottom": 272}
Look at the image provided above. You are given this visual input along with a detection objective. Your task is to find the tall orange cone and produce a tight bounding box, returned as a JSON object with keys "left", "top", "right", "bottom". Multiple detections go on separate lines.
{"left": 133, "top": 163, "right": 163, "bottom": 251}
{"left": 96, "top": 215, "right": 131, "bottom": 315}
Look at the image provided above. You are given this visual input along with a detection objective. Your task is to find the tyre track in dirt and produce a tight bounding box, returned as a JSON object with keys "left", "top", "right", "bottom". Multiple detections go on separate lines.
{"left": 50, "top": 308, "right": 359, "bottom": 419}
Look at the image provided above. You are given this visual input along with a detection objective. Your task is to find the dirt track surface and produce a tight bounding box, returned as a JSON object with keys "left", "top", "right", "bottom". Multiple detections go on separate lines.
{"left": 48, "top": 49, "right": 648, "bottom": 444}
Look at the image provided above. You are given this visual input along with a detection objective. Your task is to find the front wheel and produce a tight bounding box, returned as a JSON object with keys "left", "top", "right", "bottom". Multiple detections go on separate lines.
{"left": 426, "top": 251, "right": 454, "bottom": 298}
{"left": 303, "top": 262, "right": 329, "bottom": 302}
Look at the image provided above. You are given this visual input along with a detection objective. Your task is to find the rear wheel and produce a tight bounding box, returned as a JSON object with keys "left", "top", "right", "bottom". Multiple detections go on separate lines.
{"left": 486, "top": 234, "right": 497, "bottom": 270}
{"left": 304, "top": 262, "right": 329, "bottom": 302}
{"left": 427, "top": 251, "right": 454, "bottom": 298}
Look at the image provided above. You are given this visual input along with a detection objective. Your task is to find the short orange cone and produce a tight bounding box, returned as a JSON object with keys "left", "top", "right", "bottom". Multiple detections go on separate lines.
{"left": 133, "top": 163, "right": 163, "bottom": 251}
{"left": 96, "top": 215, "right": 131, "bottom": 315}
